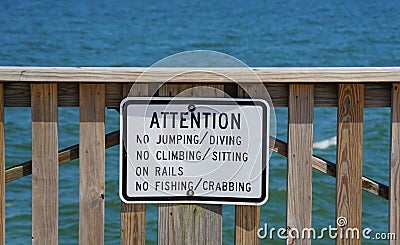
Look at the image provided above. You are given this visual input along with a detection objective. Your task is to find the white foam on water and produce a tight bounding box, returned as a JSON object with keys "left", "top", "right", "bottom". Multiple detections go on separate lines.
{"left": 313, "top": 136, "right": 337, "bottom": 150}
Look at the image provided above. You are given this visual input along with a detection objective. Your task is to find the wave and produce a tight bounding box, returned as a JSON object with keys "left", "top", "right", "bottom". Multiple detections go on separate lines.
{"left": 313, "top": 136, "right": 337, "bottom": 150}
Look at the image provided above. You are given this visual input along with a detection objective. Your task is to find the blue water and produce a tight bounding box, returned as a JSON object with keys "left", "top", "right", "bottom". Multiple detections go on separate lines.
{"left": 1, "top": 0, "right": 399, "bottom": 244}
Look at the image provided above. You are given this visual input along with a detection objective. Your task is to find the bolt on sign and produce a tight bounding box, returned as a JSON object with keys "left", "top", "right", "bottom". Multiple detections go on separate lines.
{"left": 120, "top": 97, "right": 270, "bottom": 205}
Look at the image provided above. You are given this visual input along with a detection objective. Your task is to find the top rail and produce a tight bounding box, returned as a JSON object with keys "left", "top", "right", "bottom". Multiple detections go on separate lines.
{"left": 0, "top": 67, "right": 400, "bottom": 83}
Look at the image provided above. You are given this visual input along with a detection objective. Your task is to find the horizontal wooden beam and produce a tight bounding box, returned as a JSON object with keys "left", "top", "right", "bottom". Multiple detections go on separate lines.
{"left": 4, "top": 131, "right": 389, "bottom": 201}
{"left": 271, "top": 137, "right": 388, "bottom": 199}
{"left": 2, "top": 82, "right": 391, "bottom": 107}
{"left": 0, "top": 67, "right": 400, "bottom": 83}
{"left": 5, "top": 131, "right": 119, "bottom": 183}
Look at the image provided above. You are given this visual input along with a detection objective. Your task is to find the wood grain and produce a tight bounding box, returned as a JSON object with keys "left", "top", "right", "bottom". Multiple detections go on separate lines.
{"left": 121, "top": 203, "right": 146, "bottom": 245}
{"left": 286, "top": 84, "right": 314, "bottom": 245}
{"left": 390, "top": 83, "right": 400, "bottom": 244}
{"left": 271, "top": 137, "right": 388, "bottom": 200}
{"left": 5, "top": 131, "right": 119, "bottom": 183}
{"left": 336, "top": 84, "right": 364, "bottom": 245}
{"left": 2, "top": 82, "right": 391, "bottom": 108}
{"left": 58, "top": 83, "right": 78, "bottom": 107}
{"left": 158, "top": 83, "right": 223, "bottom": 245}
{"left": 120, "top": 83, "right": 148, "bottom": 245}
{"left": 234, "top": 84, "right": 263, "bottom": 245}
{"left": 158, "top": 204, "right": 222, "bottom": 245}
{"left": 364, "top": 83, "right": 391, "bottom": 107}
{"left": 0, "top": 84, "right": 4, "bottom": 244}
{"left": 79, "top": 84, "right": 105, "bottom": 245}
{"left": 4, "top": 129, "right": 389, "bottom": 201}
{"left": 1, "top": 66, "right": 400, "bottom": 83}
{"left": 31, "top": 83, "right": 58, "bottom": 245}
{"left": 4, "top": 130, "right": 389, "bottom": 201}
{"left": 235, "top": 206, "right": 260, "bottom": 245}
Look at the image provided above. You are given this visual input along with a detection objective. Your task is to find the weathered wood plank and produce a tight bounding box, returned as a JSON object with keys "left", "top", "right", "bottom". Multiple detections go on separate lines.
{"left": 286, "top": 84, "right": 314, "bottom": 245}
{"left": 121, "top": 203, "right": 146, "bottom": 245}
{"left": 159, "top": 204, "right": 222, "bottom": 244}
{"left": 31, "top": 83, "right": 58, "bottom": 245}
{"left": 120, "top": 83, "right": 147, "bottom": 245}
{"left": 390, "top": 83, "right": 400, "bottom": 244}
{"left": 235, "top": 206, "right": 260, "bottom": 245}
{"left": 271, "top": 137, "right": 388, "bottom": 200}
{"left": 125, "top": 83, "right": 149, "bottom": 98}
{"left": 2, "top": 82, "right": 392, "bottom": 107}
{"left": 79, "top": 84, "right": 105, "bottom": 245}
{"left": 5, "top": 131, "right": 118, "bottom": 183}
{"left": 4, "top": 129, "right": 389, "bottom": 201}
{"left": 234, "top": 84, "right": 263, "bottom": 245}
{"left": 58, "top": 83, "right": 79, "bottom": 107}
{"left": 4, "top": 130, "right": 389, "bottom": 201}
{"left": 0, "top": 84, "right": 5, "bottom": 244}
{"left": 314, "top": 83, "right": 337, "bottom": 107}
{"left": 158, "top": 83, "right": 223, "bottom": 245}
{"left": 4, "top": 83, "right": 30, "bottom": 107}
{"left": 105, "top": 83, "right": 123, "bottom": 108}
{"left": 122, "top": 83, "right": 131, "bottom": 98}
{"left": 1, "top": 66, "right": 400, "bottom": 83}
{"left": 336, "top": 84, "right": 364, "bottom": 245}
{"left": 364, "top": 83, "right": 391, "bottom": 107}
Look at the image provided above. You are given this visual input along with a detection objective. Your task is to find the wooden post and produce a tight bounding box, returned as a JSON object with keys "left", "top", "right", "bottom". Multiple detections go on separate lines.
{"left": 31, "top": 83, "right": 58, "bottom": 245}
{"left": 121, "top": 203, "right": 146, "bottom": 245}
{"left": 158, "top": 203, "right": 222, "bottom": 244}
{"left": 390, "top": 83, "right": 400, "bottom": 244}
{"left": 336, "top": 84, "right": 363, "bottom": 245}
{"left": 0, "top": 84, "right": 5, "bottom": 244}
{"left": 286, "top": 84, "right": 314, "bottom": 245}
{"left": 79, "top": 84, "right": 105, "bottom": 245}
{"left": 235, "top": 84, "right": 263, "bottom": 245}
{"left": 235, "top": 206, "right": 260, "bottom": 245}
{"left": 120, "top": 83, "right": 147, "bottom": 245}
{"left": 158, "top": 84, "right": 223, "bottom": 245}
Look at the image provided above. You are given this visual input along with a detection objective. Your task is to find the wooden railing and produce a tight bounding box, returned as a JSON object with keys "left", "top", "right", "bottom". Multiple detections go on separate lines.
{"left": 0, "top": 67, "right": 399, "bottom": 244}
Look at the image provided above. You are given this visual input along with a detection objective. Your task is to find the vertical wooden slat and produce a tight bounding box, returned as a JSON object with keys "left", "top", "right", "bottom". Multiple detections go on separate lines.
{"left": 158, "top": 83, "right": 223, "bottom": 245}
{"left": 79, "top": 84, "right": 105, "bottom": 245}
{"left": 120, "top": 83, "right": 147, "bottom": 245}
{"left": 31, "top": 83, "right": 58, "bottom": 245}
{"left": 121, "top": 203, "right": 146, "bottom": 245}
{"left": 0, "top": 84, "right": 5, "bottom": 244}
{"left": 390, "top": 83, "right": 400, "bottom": 244}
{"left": 235, "top": 84, "right": 262, "bottom": 245}
{"left": 235, "top": 206, "right": 260, "bottom": 245}
{"left": 286, "top": 84, "right": 314, "bottom": 245}
{"left": 336, "top": 84, "right": 363, "bottom": 245}
{"left": 158, "top": 203, "right": 222, "bottom": 244}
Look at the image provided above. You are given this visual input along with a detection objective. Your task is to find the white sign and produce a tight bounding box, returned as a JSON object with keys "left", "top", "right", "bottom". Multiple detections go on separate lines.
{"left": 120, "top": 97, "right": 269, "bottom": 205}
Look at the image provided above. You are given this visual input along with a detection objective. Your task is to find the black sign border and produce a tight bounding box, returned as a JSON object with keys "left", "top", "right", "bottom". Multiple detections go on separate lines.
{"left": 121, "top": 98, "right": 268, "bottom": 204}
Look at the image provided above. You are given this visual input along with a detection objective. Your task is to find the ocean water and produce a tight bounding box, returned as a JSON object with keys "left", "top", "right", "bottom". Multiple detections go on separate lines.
{"left": 1, "top": 0, "right": 399, "bottom": 244}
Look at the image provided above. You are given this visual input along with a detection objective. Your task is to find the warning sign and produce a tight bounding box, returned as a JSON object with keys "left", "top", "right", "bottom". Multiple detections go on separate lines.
{"left": 120, "top": 97, "right": 269, "bottom": 205}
